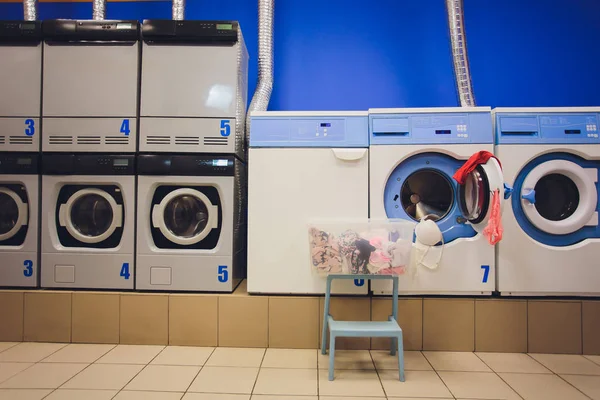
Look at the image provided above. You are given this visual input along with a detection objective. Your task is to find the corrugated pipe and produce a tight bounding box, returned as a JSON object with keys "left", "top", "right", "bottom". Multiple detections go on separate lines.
{"left": 446, "top": 0, "right": 475, "bottom": 107}
{"left": 247, "top": 0, "right": 274, "bottom": 139}
{"left": 172, "top": 0, "right": 185, "bottom": 21}
{"left": 92, "top": 0, "right": 106, "bottom": 21}
{"left": 23, "top": 0, "right": 37, "bottom": 21}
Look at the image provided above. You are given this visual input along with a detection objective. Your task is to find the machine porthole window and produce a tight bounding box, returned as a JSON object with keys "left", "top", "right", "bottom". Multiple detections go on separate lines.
{"left": 534, "top": 173, "right": 580, "bottom": 221}
{"left": 164, "top": 194, "right": 209, "bottom": 239}
{"left": 0, "top": 192, "right": 19, "bottom": 235}
{"left": 70, "top": 194, "right": 114, "bottom": 237}
{"left": 400, "top": 169, "right": 454, "bottom": 221}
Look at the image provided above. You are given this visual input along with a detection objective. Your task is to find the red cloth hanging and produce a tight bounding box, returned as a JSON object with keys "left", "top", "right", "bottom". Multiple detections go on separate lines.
{"left": 483, "top": 189, "right": 503, "bottom": 245}
{"left": 453, "top": 151, "right": 502, "bottom": 184}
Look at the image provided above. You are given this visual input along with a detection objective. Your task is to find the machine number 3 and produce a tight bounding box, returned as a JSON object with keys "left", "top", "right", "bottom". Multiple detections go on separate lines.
{"left": 218, "top": 265, "right": 229, "bottom": 283}
{"left": 481, "top": 265, "right": 490, "bottom": 283}
{"left": 24, "top": 119, "right": 35, "bottom": 136}
{"left": 23, "top": 260, "right": 33, "bottom": 277}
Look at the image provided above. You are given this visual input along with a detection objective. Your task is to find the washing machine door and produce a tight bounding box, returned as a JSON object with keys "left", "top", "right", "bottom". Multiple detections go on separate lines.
{"left": 0, "top": 187, "right": 28, "bottom": 242}
{"left": 58, "top": 188, "right": 123, "bottom": 244}
{"left": 152, "top": 188, "right": 219, "bottom": 246}
{"left": 458, "top": 157, "right": 505, "bottom": 232}
{"left": 519, "top": 159, "right": 598, "bottom": 235}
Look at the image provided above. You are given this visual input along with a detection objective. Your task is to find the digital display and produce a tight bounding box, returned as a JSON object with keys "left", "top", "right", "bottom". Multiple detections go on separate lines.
{"left": 113, "top": 159, "right": 129, "bottom": 167}
{"left": 21, "top": 23, "right": 36, "bottom": 30}
{"left": 320, "top": 123, "right": 331, "bottom": 127}
{"left": 216, "top": 24, "right": 233, "bottom": 30}
{"left": 213, "top": 159, "right": 229, "bottom": 167}
{"left": 116, "top": 23, "right": 132, "bottom": 30}
{"left": 17, "top": 158, "right": 32, "bottom": 165}
{"left": 565, "top": 130, "right": 581, "bottom": 134}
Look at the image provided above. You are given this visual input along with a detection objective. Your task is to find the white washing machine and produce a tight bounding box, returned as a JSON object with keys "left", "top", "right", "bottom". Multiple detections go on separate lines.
{"left": 0, "top": 154, "right": 39, "bottom": 287}
{"left": 494, "top": 107, "right": 600, "bottom": 296}
{"left": 136, "top": 154, "right": 244, "bottom": 292}
{"left": 369, "top": 107, "right": 505, "bottom": 295}
{"left": 248, "top": 111, "right": 370, "bottom": 295}
{"left": 0, "top": 20, "right": 42, "bottom": 152}
{"left": 41, "top": 154, "right": 135, "bottom": 289}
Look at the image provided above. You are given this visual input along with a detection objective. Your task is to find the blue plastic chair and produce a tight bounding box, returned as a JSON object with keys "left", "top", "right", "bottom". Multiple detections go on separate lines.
{"left": 321, "top": 274, "right": 405, "bottom": 381}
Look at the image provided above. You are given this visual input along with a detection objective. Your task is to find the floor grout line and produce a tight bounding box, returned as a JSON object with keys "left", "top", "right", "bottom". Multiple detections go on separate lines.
{"left": 474, "top": 351, "right": 524, "bottom": 400}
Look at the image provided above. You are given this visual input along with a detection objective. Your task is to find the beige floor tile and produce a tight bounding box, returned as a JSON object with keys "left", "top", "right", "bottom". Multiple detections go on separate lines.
{"left": 125, "top": 365, "right": 200, "bottom": 392}
{"left": 423, "top": 351, "right": 490, "bottom": 372}
{"left": 318, "top": 369, "right": 384, "bottom": 397}
{"left": 317, "top": 350, "right": 374, "bottom": 370}
{"left": 96, "top": 345, "right": 165, "bottom": 365}
{"left": 499, "top": 372, "right": 589, "bottom": 400}
{"left": 0, "top": 343, "right": 67, "bottom": 363}
{"left": 561, "top": 374, "right": 600, "bottom": 400}
{"left": 205, "top": 348, "right": 265, "bottom": 367}
{"left": 61, "top": 364, "right": 144, "bottom": 390}
{"left": 0, "top": 343, "right": 19, "bottom": 353}
{"left": 0, "top": 389, "right": 52, "bottom": 400}
{"left": 530, "top": 353, "right": 600, "bottom": 375}
{"left": 45, "top": 389, "right": 117, "bottom": 400}
{"left": 41, "top": 344, "right": 115, "bottom": 363}
{"left": 183, "top": 394, "right": 249, "bottom": 400}
{"left": 586, "top": 355, "right": 600, "bottom": 365}
{"left": 261, "top": 349, "right": 317, "bottom": 369}
{"left": 320, "top": 397, "right": 386, "bottom": 400}
{"left": 253, "top": 368, "right": 317, "bottom": 396}
{"left": 188, "top": 366, "right": 259, "bottom": 394}
{"left": 386, "top": 398, "right": 452, "bottom": 400}
{"left": 378, "top": 370, "right": 452, "bottom": 398}
{"left": 0, "top": 363, "right": 33, "bottom": 384}
{"left": 370, "top": 350, "right": 432, "bottom": 371}
{"left": 0, "top": 363, "right": 87, "bottom": 389}
{"left": 438, "top": 371, "right": 520, "bottom": 399}
{"left": 151, "top": 346, "right": 214, "bottom": 366}
{"left": 115, "top": 392, "right": 184, "bottom": 400}
{"left": 476, "top": 352, "right": 551, "bottom": 373}
{"left": 253, "top": 396, "right": 318, "bottom": 400}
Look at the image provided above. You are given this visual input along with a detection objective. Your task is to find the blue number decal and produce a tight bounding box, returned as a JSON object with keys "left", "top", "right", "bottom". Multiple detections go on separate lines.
{"left": 120, "top": 119, "right": 130, "bottom": 136}
{"left": 120, "top": 263, "right": 131, "bottom": 280}
{"left": 354, "top": 279, "right": 365, "bottom": 287}
{"left": 481, "top": 265, "right": 490, "bottom": 283}
{"left": 23, "top": 260, "right": 33, "bottom": 277}
{"left": 220, "top": 120, "right": 231, "bottom": 137}
{"left": 24, "top": 119, "right": 35, "bottom": 136}
{"left": 218, "top": 265, "right": 229, "bottom": 283}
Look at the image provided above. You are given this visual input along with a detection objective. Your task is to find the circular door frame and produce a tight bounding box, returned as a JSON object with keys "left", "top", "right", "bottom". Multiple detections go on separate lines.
{"left": 521, "top": 159, "right": 597, "bottom": 235}
{"left": 462, "top": 157, "right": 504, "bottom": 233}
{"left": 0, "top": 187, "right": 28, "bottom": 241}
{"left": 58, "top": 188, "right": 123, "bottom": 244}
{"left": 151, "top": 188, "right": 219, "bottom": 246}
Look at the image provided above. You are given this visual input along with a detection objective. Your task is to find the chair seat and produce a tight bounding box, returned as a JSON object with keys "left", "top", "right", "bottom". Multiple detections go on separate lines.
{"left": 328, "top": 317, "right": 402, "bottom": 338}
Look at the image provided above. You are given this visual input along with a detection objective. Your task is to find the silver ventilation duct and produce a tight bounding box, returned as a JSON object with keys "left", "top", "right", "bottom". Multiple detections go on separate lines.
{"left": 246, "top": 0, "right": 274, "bottom": 139}
{"left": 23, "top": 0, "right": 37, "bottom": 21}
{"left": 446, "top": 0, "right": 475, "bottom": 107}
{"left": 92, "top": 0, "right": 106, "bottom": 21}
{"left": 172, "top": 0, "right": 185, "bottom": 21}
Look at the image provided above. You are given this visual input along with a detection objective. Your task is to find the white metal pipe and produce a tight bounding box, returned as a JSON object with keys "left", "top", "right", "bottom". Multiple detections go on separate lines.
{"left": 23, "top": 0, "right": 37, "bottom": 21}
{"left": 446, "top": 0, "right": 476, "bottom": 107}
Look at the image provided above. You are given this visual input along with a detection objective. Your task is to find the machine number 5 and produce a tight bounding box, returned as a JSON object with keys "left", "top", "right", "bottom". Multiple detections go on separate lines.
{"left": 23, "top": 260, "right": 33, "bottom": 277}
{"left": 220, "top": 120, "right": 231, "bottom": 137}
{"left": 218, "top": 265, "right": 229, "bottom": 282}
{"left": 481, "top": 265, "right": 490, "bottom": 283}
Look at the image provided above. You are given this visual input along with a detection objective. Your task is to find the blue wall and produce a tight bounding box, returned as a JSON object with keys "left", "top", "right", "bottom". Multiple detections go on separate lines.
{"left": 2, "top": 0, "right": 599, "bottom": 110}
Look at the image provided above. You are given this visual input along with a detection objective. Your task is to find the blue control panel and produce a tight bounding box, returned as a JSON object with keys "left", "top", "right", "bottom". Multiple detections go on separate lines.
{"left": 250, "top": 115, "right": 368, "bottom": 147}
{"left": 495, "top": 111, "right": 600, "bottom": 144}
{"left": 369, "top": 111, "right": 493, "bottom": 145}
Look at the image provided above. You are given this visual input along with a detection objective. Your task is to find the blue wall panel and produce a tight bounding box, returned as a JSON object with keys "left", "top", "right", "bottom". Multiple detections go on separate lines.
{"left": 1, "top": 0, "right": 599, "bottom": 110}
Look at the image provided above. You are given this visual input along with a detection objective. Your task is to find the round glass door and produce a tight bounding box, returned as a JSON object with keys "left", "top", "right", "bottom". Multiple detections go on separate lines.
{"left": 0, "top": 188, "right": 28, "bottom": 241}
{"left": 400, "top": 170, "right": 453, "bottom": 222}
{"left": 459, "top": 166, "right": 489, "bottom": 224}
{"left": 533, "top": 174, "right": 579, "bottom": 221}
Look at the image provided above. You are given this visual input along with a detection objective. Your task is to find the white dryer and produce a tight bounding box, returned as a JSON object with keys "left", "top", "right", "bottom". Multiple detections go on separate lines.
{"left": 41, "top": 154, "right": 135, "bottom": 289}
{"left": 248, "top": 111, "right": 369, "bottom": 295}
{"left": 136, "top": 154, "right": 244, "bottom": 292}
{"left": 369, "top": 108, "right": 506, "bottom": 295}
{"left": 494, "top": 107, "right": 600, "bottom": 296}
{"left": 0, "top": 154, "right": 39, "bottom": 287}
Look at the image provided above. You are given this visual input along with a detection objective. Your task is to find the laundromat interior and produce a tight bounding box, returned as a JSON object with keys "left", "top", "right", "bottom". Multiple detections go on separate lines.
{"left": 0, "top": 0, "right": 600, "bottom": 399}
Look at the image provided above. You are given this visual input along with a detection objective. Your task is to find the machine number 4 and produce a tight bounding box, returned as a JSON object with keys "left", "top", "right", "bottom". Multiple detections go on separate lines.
{"left": 120, "top": 263, "right": 131, "bottom": 280}
{"left": 24, "top": 119, "right": 35, "bottom": 136}
{"left": 23, "top": 260, "right": 33, "bottom": 277}
{"left": 220, "top": 120, "right": 231, "bottom": 137}
{"left": 120, "top": 119, "right": 130, "bottom": 136}
{"left": 218, "top": 265, "right": 229, "bottom": 283}
{"left": 481, "top": 265, "right": 490, "bottom": 283}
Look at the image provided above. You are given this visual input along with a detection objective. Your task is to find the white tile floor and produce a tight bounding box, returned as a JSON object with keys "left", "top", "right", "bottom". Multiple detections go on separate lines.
{"left": 0, "top": 342, "right": 599, "bottom": 399}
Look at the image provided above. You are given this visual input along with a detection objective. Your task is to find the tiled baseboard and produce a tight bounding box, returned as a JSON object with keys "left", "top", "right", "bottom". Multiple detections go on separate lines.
{"left": 1, "top": 282, "right": 599, "bottom": 355}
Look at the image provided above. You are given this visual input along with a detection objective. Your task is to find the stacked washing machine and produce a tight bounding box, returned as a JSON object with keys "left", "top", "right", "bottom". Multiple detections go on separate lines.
{"left": 40, "top": 20, "right": 140, "bottom": 289}
{"left": 136, "top": 20, "right": 248, "bottom": 292}
{"left": 0, "top": 20, "right": 43, "bottom": 287}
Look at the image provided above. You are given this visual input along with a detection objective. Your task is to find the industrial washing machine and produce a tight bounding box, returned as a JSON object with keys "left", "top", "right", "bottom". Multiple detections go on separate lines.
{"left": 494, "top": 107, "right": 600, "bottom": 296}
{"left": 369, "top": 107, "right": 505, "bottom": 295}
{"left": 0, "top": 20, "right": 42, "bottom": 152}
{"left": 248, "top": 111, "right": 370, "bottom": 295}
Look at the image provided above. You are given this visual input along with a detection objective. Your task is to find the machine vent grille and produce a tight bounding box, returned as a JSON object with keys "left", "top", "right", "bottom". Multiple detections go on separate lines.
{"left": 77, "top": 136, "right": 101, "bottom": 145}
{"left": 105, "top": 136, "right": 129, "bottom": 145}
{"left": 49, "top": 136, "right": 73, "bottom": 145}
{"left": 0, "top": 136, "right": 5, "bottom": 145}
{"left": 146, "top": 136, "right": 171, "bottom": 145}
{"left": 175, "top": 136, "right": 200, "bottom": 145}
{"left": 9, "top": 136, "right": 33, "bottom": 145}
{"left": 204, "top": 136, "right": 228, "bottom": 146}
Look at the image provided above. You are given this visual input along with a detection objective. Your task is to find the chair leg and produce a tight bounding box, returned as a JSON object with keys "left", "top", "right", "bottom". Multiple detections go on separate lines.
{"left": 390, "top": 336, "right": 397, "bottom": 356}
{"left": 397, "top": 332, "right": 405, "bottom": 382}
{"left": 329, "top": 335, "right": 336, "bottom": 381}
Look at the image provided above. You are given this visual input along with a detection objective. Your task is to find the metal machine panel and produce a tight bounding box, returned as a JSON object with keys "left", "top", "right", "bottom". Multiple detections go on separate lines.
{"left": 42, "top": 118, "right": 136, "bottom": 153}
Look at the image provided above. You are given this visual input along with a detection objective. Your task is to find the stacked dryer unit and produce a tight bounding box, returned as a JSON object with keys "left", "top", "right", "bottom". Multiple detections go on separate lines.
{"left": 136, "top": 20, "right": 248, "bottom": 292}
{"left": 40, "top": 20, "right": 140, "bottom": 289}
{"left": 0, "top": 21, "right": 43, "bottom": 287}
{"left": 494, "top": 107, "right": 600, "bottom": 296}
